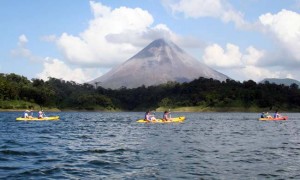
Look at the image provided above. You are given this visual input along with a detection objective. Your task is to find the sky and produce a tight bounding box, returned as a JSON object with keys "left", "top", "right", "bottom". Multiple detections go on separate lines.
{"left": 1, "top": 0, "right": 300, "bottom": 83}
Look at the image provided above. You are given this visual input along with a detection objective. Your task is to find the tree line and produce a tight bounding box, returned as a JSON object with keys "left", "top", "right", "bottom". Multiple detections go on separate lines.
{"left": 0, "top": 73, "right": 299, "bottom": 111}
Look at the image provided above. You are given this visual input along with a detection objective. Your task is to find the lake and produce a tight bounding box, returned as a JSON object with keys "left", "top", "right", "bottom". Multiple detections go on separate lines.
{"left": 1, "top": 112, "right": 300, "bottom": 179}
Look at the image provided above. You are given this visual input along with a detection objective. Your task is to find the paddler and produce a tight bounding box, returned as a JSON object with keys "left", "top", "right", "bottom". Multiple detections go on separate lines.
{"left": 265, "top": 112, "right": 272, "bottom": 118}
{"left": 145, "top": 110, "right": 157, "bottom": 122}
{"left": 274, "top": 110, "right": 282, "bottom": 118}
{"left": 38, "top": 111, "right": 44, "bottom": 119}
{"left": 23, "top": 110, "right": 30, "bottom": 118}
{"left": 162, "top": 110, "right": 172, "bottom": 121}
{"left": 260, "top": 112, "right": 265, "bottom": 118}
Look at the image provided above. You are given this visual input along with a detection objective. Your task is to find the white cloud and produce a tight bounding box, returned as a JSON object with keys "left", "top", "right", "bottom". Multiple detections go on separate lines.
{"left": 37, "top": 58, "right": 94, "bottom": 83}
{"left": 58, "top": 1, "right": 204, "bottom": 68}
{"left": 57, "top": 33, "right": 97, "bottom": 65}
{"left": 220, "top": 65, "right": 292, "bottom": 82}
{"left": 201, "top": 43, "right": 291, "bottom": 81}
{"left": 11, "top": 35, "right": 99, "bottom": 83}
{"left": 11, "top": 34, "right": 42, "bottom": 62}
{"left": 41, "top": 35, "right": 57, "bottom": 42}
{"left": 201, "top": 41, "right": 300, "bottom": 82}
{"left": 90, "top": 1, "right": 111, "bottom": 17}
{"left": 241, "top": 66, "right": 299, "bottom": 82}
{"left": 259, "top": 9, "right": 300, "bottom": 62}
{"left": 203, "top": 43, "right": 243, "bottom": 68}
{"left": 242, "top": 66, "right": 278, "bottom": 81}
{"left": 170, "top": 0, "right": 223, "bottom": 18}
{"left": 18, "top": 34, "right": 28, "bottom": 45}
{"left": 56, "top": 1, "right": 180, "bottom": 68}
{"left": 162, "top": 2, "right": 300, "bottom": 81}
{"left": 56, "top": 1, "right": 153, "bottom": 67}
{"left": 214, "top": 9, "right": 300, "bottom": 82}
{"left": 105, "top": 24, "right": 174, "bottom": 47}
{"left": 165, "top": 0, "right": 249, "bottom": 29}
{"left": 12, "top": 2, "right": 193, "bottom": 84}
{"left": 243, "top": 46, "right": 265, "bottom": 66}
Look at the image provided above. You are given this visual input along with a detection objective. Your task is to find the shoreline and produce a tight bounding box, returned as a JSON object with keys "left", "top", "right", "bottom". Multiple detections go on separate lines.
{"left": 1, "top": 107, "right": 298, "bottom": 113}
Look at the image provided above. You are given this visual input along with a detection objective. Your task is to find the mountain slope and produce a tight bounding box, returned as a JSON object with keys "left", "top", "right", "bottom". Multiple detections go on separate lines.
{"left": 260, "top": 78, "right": 300, "bottom": 87}
{"left": 91, "top": 39, "right": 229, "bottom": 89}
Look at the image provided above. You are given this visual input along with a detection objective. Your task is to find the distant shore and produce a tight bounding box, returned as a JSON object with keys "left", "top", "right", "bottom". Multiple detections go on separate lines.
{"left": 1, "top": 106, "right": 297, "bottom": 112}
{"left": 156, "top": 106, "right": 299, "bottom": 113}
{"left": 0, "top": 108, "right": 61, "bottom": 112}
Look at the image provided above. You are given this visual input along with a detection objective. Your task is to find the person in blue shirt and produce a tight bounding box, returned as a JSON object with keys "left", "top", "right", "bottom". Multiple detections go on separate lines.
{"left": 23, "top": 110, "right": 33, "bottom": 118}
{"left": 23, "top": 110, "right": 29, "bottom": 118}
{"left": 260, "top": 112, "right": 265, "bottom": 118}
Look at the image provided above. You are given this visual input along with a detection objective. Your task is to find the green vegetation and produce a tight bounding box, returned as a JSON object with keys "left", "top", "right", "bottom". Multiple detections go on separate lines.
{"left": 1, "top": 73, "right": 300, "bottom": 112}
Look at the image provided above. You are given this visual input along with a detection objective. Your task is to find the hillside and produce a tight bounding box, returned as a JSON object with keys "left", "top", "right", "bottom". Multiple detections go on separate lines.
{"left": 260, "top": 78, "right": 300, "bottom": 87}
{"left": 2, "top": 73, "right": 300, "bottom": 112}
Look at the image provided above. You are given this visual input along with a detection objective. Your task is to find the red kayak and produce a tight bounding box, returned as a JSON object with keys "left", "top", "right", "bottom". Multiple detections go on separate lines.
{"left": 259, "top": 116, "right": 288, "bottom": 121}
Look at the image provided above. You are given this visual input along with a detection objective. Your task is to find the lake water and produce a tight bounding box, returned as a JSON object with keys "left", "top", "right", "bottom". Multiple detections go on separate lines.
{"left": 1, "top": 112, "right": 300, "bottom": 179}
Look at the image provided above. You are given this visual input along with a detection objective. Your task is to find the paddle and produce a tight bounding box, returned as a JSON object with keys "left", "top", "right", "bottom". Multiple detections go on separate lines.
{"left": 30, "top": 110, "right": 34, "bottom": 118}
{"left": 42, "top": 110, "right": 47, "bottom": 118}
{"left": 152, "top": 110, "right": 156, "bottom": 116}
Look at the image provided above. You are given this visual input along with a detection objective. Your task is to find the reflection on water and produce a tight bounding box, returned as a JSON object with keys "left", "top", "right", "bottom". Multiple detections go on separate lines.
{"left": 0, "top": 112, "right": 300, "bottom": 179}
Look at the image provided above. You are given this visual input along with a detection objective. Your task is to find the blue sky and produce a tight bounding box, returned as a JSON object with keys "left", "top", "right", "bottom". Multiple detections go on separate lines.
{"left": 1, "top": 0, "right": 300, "bottom": 83}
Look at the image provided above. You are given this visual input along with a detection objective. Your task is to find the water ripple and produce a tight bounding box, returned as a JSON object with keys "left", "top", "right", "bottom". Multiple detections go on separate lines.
{"left": 0, "top": 150, "right": 40, "bottom": 156}
{"left": 0, "top": 112, "right": 300, "bottom": 179}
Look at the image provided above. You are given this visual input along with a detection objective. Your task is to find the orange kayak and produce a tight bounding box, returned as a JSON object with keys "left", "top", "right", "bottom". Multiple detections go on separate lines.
{"left": 259, "top": 116, "right": 288, "bottom": 121}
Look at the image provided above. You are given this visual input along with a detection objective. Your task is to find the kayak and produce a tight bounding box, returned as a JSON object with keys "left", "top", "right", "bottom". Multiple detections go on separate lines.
{"left": 16, "top": 116, "right": 60, "bottom": 121}
{"left": 137, "top": 116, "right": 185, "bottom": 123}
{"left": 258, "top": 116, "right": 288, "bottom": 121}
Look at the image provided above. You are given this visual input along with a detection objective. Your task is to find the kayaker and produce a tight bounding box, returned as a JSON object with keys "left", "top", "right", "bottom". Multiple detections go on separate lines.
{"left": 265, "top": 112, "right": 272, "bottom": 118}
{"left": 261, "top": 112, "right": 272, "bottom": 118}
{"left": 145, "top": 111, "right": 156, "bottom": 122}
{"left": 23, "top": 110, "right": 30, "bottom": 118}
{"left": 162, "top": 110, "right": 172, "bottom": 121}
{"left": 274, "top": 110, "right": 281, "bottom": 118}
{"left": 38, "top": 111, "right": 44, "bottom": 119}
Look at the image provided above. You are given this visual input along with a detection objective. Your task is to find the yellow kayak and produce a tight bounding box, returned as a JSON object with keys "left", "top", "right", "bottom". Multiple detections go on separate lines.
{"left": 136, "top": 116, "right": 185, "bottom": 123}
{"left": 16, "top": 116, "right": 60, "bottom": 121}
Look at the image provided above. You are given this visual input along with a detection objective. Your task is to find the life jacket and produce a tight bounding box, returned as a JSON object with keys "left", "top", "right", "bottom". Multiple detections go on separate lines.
{"left": 145, "top": 113, "right": 150, "bottom": 120}
{"left": 38, "top": 112, "right": 43, "bottom": 118}
{"left": 163, "top": 113, "right": 169, "bottom": 120}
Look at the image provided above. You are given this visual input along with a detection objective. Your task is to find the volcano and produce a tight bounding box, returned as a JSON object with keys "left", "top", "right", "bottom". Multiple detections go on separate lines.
{"left": 90, "top": 39, "right": 229, "bottom": 89}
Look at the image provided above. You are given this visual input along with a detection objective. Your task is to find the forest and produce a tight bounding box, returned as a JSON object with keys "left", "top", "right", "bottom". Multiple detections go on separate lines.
{"left": 0, "top": 73, "right": 300, "bottom": 112}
